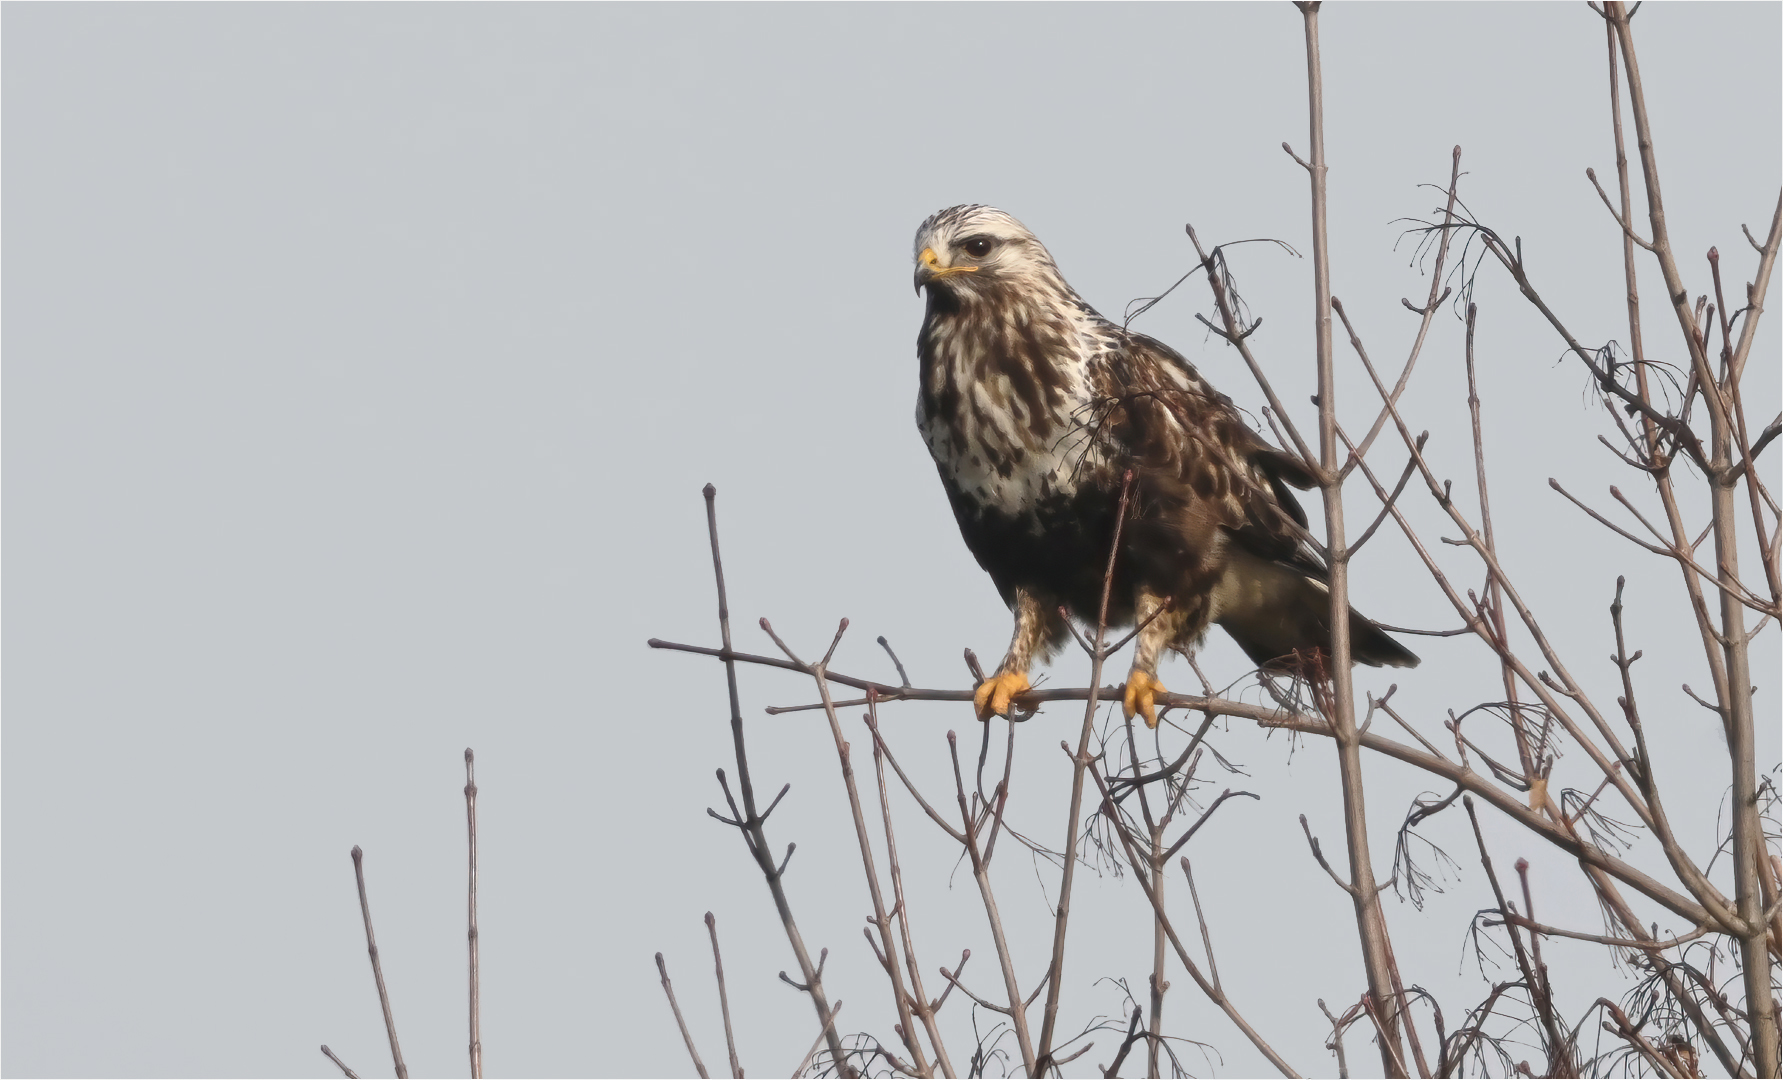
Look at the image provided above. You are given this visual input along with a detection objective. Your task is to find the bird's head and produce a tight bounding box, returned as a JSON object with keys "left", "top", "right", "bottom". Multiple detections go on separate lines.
{"left": 912, "top": 205, "right": 1064, "bottom": 301}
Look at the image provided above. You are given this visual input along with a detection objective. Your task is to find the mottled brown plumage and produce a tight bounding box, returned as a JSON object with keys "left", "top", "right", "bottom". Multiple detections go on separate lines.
{"left": 911, "top": 205, "right": 1416, "bottom": 725}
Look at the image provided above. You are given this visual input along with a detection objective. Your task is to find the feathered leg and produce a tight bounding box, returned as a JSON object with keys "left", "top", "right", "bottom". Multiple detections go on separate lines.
{"left": 1124, "top": 589, "right": 1191, "bottom": 729}
{"left": 976, "top": 588, "right": 1053, "bottom": 720}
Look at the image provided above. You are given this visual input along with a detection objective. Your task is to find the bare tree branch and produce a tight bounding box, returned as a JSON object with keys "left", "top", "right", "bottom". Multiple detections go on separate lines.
{"left": 319, "top": 1045, "right": 359, "bottom": 1079}
{"left": 464, "top": 749, "right": 482, "bottom": 1080}
{"left": 656, "top": 952, "right": 711, "bottom": 1079}
{"left": 350, "top": 846, "right": 407, "bottom": 1080}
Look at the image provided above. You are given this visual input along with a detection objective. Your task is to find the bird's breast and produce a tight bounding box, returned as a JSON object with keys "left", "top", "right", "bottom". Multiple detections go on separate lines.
{"left": 916, "top": 308, "right": 1104, "bottom": 523}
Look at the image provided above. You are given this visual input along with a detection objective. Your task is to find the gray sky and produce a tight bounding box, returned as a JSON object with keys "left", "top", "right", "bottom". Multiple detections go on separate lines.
{"left": 5, "top": 4, "right": 1778, "bottom": 1078}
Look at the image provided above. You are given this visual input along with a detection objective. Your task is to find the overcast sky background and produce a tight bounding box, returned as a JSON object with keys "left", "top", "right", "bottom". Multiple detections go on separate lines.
{"left": 5, "top": 4, "right": 1779, "bottom": 1078}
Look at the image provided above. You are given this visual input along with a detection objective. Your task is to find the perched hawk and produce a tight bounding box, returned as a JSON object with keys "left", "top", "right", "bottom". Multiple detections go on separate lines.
{"left": 912, "top": 205, "right": 1417, "bottom": 727}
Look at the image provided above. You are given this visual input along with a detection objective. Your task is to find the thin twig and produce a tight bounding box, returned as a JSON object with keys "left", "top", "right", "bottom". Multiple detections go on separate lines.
{"left": 464, "top": 750, "right": 482, "bottom": 1080}
{"left": 667, "top": 624, "right": 1724, "bottom": 927}
{"left": 878, "top": 636, "right": 913, "bottom": 688}
{"left": 1597, "top": 998, "right": 1680, "bottom": 1079}
{"left": 1461, "top": 800, "right": 1567, "bottom": 1069}
{"left": 1605, "top": 12, "right": 1778, "bottom": 1063}
{"left": 350, "top": 846, "right": 407, "bottom": 1080}
{"left": 863, "top": 712, "right": 966, "bottom": 844}
{"left": 932, "top": 950, "right": 970, "bottom": 1015}
{"left": 794, "top": 1000, "right": 844, "bottom": 1080}
{"left": 948, "top": 730, "right": 1037, "bottom": 1073}
{"left": 1101, "top": 1007, "right": 1145, "bottom": 1078}
{"left": 1343, "top": 305, "right": 1756, "bottom": 930}
{"left": 1180, "top": 858, "right": 1221, "bottom": 994}
{"left": 1317, "top": 1001, "right": 1350, "bottom": 1079}
{"left": 1087, "top": 757, "right": 1301, "bottom": 1077}
{"left": 1493, "top": 911, "right": 1711, "bottom": 952}
{"left": 1461, "top": 300, "right": 1545, "bottom": 806}
{"left": 1298, "top": 5, "right": 1406, "bottom": 1066}
{"left": 706, "top": 913, "right": 743, "bottom": 1078}
{"left": 1584, "top": 167, "right": 1656, "bottom": 250}
{"left": 1351, "top": 438, "right": 1425, "bottom": 556}
{"left": 700, "top": 485, "right": 851, "bottom": 1075}
{"left": 1358, "top": 993, "right": 1412, "bottom": 1079}
{"left": 807, "top": 645, "right": 932, "bottom": 1078}
{"left": 1160, "top": 789, "right": 1258, "bottom": 865}
{"left": 319, "top": 1045, "right": 359, "bottom": 1079}
{"left": 1035, "top": 470, "right": 1133, "bottom": 1071}
{"left": 1345, "top": 143, "right": 1466, "bottom": 477}
{"left": 867, "top": 693, "right": 956, "bottom": 1077}
{"left": 657, "top": 952, "right": 711, "bottom": 1079}
{"left": 1299, "top": 815, "right": 1358, "bottom": 896}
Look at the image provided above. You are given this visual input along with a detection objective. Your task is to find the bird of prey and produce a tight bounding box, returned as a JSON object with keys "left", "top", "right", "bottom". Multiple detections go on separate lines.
{"left": 911, "top": 205, "right": 1417, "bottom": 727}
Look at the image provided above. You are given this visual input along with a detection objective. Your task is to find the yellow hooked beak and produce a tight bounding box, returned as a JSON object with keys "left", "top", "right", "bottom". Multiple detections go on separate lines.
{"left": 914, "top": 246, "right": 978, "bottom": 294}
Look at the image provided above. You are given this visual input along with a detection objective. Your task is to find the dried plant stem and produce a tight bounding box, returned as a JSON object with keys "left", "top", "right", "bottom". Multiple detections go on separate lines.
{"left": 350, "top": 846, "right": 407, "bottom": 1080}
{"left": 657, "top": 952, "right": 711, "bottom": 1079}
{"left": 702, "top": 485, "right": 850, "bottom": 1076}
{"left": 464, "top": 749, "right": 482, "bottom": 1080}
{"left": 1294, "top": 4, "right": 1404, "bottom": 1073}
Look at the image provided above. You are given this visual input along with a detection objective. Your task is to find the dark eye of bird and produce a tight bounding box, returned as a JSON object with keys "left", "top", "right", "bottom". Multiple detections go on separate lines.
{"left": 962, "top": 236, "right": 995, "bottom": 258}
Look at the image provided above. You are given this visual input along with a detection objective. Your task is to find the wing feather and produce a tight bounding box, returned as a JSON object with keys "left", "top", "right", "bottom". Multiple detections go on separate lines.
{"left": 1101, "top": 333, "right": 1319, "bottom": 570}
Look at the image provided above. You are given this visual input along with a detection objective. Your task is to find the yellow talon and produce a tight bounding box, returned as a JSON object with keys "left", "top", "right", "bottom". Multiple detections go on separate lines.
{"left": 1123, "top": 670, "right": 1168, "bottom": 729}
{"left": 973, "top": 671, "right": 1030, "bottom": 720}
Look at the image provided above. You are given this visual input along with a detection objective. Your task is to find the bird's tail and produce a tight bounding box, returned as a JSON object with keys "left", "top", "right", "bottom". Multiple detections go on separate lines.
{"left": 1211, "top": 550, "right": 1419, "bottom": 671}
